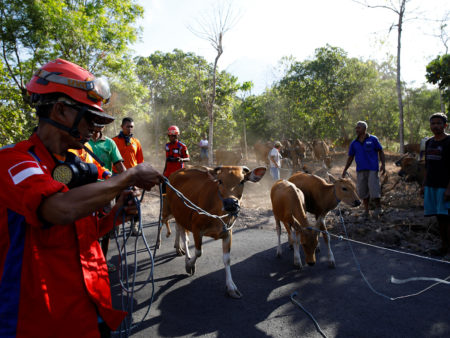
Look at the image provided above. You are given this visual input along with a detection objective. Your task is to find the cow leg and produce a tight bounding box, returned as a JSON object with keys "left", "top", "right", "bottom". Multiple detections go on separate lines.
{"left": 165, "top": 220, "right": 172, "bottom": 238}
{"left": 156, "top": 220, "right": 171, "bottom": 249}
{"left": 318, "top": 217, "right": 335, "bottom": 268}
{"left": 291, "top": 228, "right": 303, "bottom": 269}
{"left": 275, "top": 219, "right": 282, "bottom": 257}
{"left": 174, "top": 223, "right": 186, "bottom": 256}
{"left": 223, "top": 232, "right": 241, "bottom": 299}
{"left": 185, "top": 232, "right": 202, "bottom": 275}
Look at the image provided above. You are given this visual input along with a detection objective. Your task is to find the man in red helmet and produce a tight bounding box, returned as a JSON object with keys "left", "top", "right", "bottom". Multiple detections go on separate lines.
{"left": 0, "top": 59, "right": 162, "bottom": 337}
{"left": 163, "top": 125, "right": 190, "bottom": 179}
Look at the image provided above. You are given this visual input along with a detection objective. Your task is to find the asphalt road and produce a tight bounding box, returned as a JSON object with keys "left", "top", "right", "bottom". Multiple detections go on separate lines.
{"left": 108, "top": 217, "right": 450, "bottom": 338}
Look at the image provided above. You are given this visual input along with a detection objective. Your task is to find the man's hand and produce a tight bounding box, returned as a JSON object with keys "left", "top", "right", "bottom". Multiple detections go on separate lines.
{"left": 341, "top": 170, "right": 347, "bottom": 178}
{"left": 380, "top": 163, "right": 386, "bottom": 175}
{"left": 115, "top": 189, "right": 139, "bottom": 219}
{"left": 129, "top": 163, "right": 163, "bottom": 191}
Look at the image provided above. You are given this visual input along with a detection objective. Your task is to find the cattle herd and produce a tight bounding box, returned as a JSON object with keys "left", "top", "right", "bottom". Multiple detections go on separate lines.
{"left": 155, "top": 139, "right": 428, "bottom": 298}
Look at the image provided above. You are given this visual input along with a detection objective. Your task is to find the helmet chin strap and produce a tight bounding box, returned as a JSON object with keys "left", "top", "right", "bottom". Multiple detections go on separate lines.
{"left": 40, "top": 104, "right": 88, "bottom": 140}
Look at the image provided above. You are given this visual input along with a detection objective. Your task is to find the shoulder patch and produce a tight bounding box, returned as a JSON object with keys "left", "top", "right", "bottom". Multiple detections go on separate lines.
{"left": 8, "top": 161, "right": 44, "bottom": 185}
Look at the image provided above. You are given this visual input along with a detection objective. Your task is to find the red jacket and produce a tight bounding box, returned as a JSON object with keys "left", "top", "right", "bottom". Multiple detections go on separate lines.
{"left": 163, "top": 140, "right": 189, "bottom": 178}
{"left": 0, "top": 133, "right": 126, "bottom": 337}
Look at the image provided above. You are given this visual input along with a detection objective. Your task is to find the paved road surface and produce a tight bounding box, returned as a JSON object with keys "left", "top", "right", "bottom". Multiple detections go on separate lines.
{"left": 108, "top": 217, "right": 450, "bottom": 338}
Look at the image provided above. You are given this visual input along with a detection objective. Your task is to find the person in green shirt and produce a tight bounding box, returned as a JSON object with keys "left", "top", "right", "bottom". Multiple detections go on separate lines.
{"left": 89, "top": 125, "right": 126, "bottom": 173}
{"left": 89, "top": 125, "right": 127, "bottom": 272}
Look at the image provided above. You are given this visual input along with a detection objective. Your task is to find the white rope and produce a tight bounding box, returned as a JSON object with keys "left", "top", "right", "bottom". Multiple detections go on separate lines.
{"left": 391, "top": 276, "right": 450, "bottom": 285}
{"left": 330, "top": 207, "right": 450, "bottom": 300}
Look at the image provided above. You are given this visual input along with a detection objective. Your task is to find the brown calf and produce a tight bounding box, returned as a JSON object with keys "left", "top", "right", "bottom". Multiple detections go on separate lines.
{"left": 254, "top": 141, "right": 272, "bottom": 165}
{"left": 404, "top": 143, "right": 420, "bottom": 155}
{"left": 215, "top": 149, "right": 243, "bottom": 165}
{"left": 165, "top": 165, "right": 266, "bottom": 298}
{"left": 312, "top": 140, "right": 332, "bottom": 168}
{"left": 288, "top": 172, "right": 361, "bottom": 267}
{"left": 395, "top": 155, "right": 425, "bottom": 186}
{"left": 271, "top": 180, "right": 318, "bottom": 268}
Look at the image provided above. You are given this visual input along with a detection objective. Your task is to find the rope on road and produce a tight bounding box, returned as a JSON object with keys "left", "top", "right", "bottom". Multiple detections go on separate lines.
{"left": 333, "top": 207, "right": 450, "bottom": 301}
{"left": 290, "top": 292, "right": 328, "bottom": 338}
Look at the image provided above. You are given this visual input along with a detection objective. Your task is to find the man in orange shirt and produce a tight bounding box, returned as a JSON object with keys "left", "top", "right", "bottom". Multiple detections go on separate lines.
{"left": 113, "top": 117, "right": 144, "bottom": 170}
{"left": 113, "top": 117, "right": 144, "bottom": 235}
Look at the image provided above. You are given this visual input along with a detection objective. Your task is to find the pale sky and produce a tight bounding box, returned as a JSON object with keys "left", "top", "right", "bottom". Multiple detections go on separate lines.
{"left": 132, "top": 0, "right": 449, "bottom": 94}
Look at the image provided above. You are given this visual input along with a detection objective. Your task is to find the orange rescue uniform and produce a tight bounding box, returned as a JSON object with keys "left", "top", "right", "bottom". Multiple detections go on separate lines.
{"left": 112, "top": 136, "right": 144, "bottom": 169}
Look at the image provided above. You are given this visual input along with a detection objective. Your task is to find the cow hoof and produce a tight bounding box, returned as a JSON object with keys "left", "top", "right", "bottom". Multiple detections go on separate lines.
{"left": 276, "top": 251, "right": 282, "bottom": 258}
{"left": 227, "top": 288, "right": 242, "bottom": 299}
{"left": 156, "top": 241, "right": 161, "bottom": 249}
{"left": 185, "top": 264, "right": 195, "bottom": 275}
{"left": 328, "top": 260, "right": 336, "bottom": 268}
{"left": 294, "top": 262, "right": 303, "bottom": 270}
{"left": 165, "top": 232, "right": 171, "bottom": 238}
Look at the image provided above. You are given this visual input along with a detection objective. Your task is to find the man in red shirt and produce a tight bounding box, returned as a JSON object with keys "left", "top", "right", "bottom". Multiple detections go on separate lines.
{"left": 0, "top": 59, "right": 162, "bottom": 337}
{"left": 163, "top": 125, "right": 190, "bottom": 179}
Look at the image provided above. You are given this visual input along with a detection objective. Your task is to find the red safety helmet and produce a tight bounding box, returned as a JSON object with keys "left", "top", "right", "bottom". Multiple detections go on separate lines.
{"left": 26, "top": 58, "right": 114, "bottom": 124}
{"left": 168, "top": 125, "right": 180, "bottom": 135}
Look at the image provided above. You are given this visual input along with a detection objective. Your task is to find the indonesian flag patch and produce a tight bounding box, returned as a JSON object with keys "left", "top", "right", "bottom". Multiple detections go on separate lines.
{"left": 8, "top": 161, "right": 44, "bottom": 185}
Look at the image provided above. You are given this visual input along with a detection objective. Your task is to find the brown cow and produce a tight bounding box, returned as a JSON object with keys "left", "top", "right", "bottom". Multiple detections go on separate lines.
{"left": 395, "top": 155, "right": 425, "bottom": 186}
{"left": 312, "top": 140, "right": 331, "bottom": 168}
{"left": 404, "top": 143, "right": 420, "bottom": 155}
{"left": 215, "top": 149, "right": 243, "bottom": 165}
{"left": 271, "top": 180, "right": 318, "bottom": 268}
{"left": 293, "top": 139, "right": 306, "bottom": 160}
{"left": 254, "top": 141, "right": 272, "bottom": 165}
{"left": 288, "top": 172, "right": 361, "bottom": 267}
{"left": 165, "top": 165, "right": 266, "bottom": 298}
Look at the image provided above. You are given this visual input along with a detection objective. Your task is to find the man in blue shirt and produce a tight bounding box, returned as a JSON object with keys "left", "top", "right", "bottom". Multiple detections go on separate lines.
{"left": 342, "top": 121, "right": 386, "bottom": 219}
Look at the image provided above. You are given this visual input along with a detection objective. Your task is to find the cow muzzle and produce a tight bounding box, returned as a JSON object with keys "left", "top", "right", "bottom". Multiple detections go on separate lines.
{"left": 353, "top": 200, "right": 361, "bottom": 207}
{"left": 222, "top": 198, "right": 240, "bottom": 214}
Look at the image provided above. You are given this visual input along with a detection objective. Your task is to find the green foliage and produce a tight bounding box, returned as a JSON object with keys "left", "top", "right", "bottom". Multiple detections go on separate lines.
{"left": 135, "top": 50, "right": 242, "bottom": 157}
{"left": 276, "top": 45, "right": 375, "bottom": 140}
{"left": 0, "top": 0, "right": 143, "bottom": 145}
{"left": 426, "top": 54, "right": 450, "bottom": 110}
{"left": 403, "top": 86, "right": 441, "bottom": 142}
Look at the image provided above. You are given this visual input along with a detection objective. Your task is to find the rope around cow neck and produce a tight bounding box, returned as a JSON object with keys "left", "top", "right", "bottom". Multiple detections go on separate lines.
{"left": 163, "top": 177, "right": 238, "bottom": 232}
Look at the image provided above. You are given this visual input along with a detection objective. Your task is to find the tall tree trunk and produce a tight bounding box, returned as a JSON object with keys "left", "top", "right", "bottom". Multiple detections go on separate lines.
{"left": 208, "top": 36, "right": 222, "bottom": 167}
{"left": 439, "top": 89, "right": 446, "bottom": 113}
{"left": 396, "top": 0, "right": 406, "bottom": 153}
{"left": 243, "top": 119, "right": 248, "bottom": 160}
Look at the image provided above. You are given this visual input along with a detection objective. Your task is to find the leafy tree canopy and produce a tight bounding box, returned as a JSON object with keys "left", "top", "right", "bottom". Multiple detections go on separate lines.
{"left": 426, "top": 54, "right": 450, "bottom": 110}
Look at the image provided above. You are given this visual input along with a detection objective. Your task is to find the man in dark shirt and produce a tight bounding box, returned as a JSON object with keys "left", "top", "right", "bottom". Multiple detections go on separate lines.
{"left": 423, "top": 112, "right": 450, "bottom": 257}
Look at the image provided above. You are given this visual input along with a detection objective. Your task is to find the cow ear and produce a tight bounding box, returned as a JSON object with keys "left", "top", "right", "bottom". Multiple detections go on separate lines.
{"left": 245, "top": 166, "right": 266, "bottom": 182}
{"left": 207, "top": 166, "right": 221, "bottom": 180}
{"left": 242, "top": 166, "right": 250, "bottom": 174}
{"left": 327, "top": 173, "right": 337, "bottom": 183}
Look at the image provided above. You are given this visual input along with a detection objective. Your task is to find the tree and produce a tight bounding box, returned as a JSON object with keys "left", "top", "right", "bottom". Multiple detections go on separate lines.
{"left": 0, "top": 0, "right": 143, "bottom": 145}
{"left": 135, "top": 50, "right": 242, "bottom": 159}
{"left": 426, "top": 54, "right": 450, "bottom": 112}
{"left": 188, "top": 0, "right": 240, "bottom": 166}
{"left": 353, "top": 0, "right": 410, "bottom": 153}
{"left": 277, "top": 45, "right": 374, "bottom": 140}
